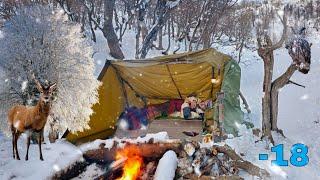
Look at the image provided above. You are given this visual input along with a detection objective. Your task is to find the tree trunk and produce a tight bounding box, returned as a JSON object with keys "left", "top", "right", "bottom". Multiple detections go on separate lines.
{"left": 256, "top": 13, "right": 288, "bottom": 143}
{"left": 257, "top": 35, "right": 275, "bottom": 144}
{"left": 163, "top": 21, "right": 171, "bottom": 55}
{"left": 102, "top": 0, "right": 124, "bottom": 59}
{"left": 140, "top": 0, "right": 172, "bottom": 58}
{"left": 271, "top": 64, "right": 297, "bottom": 131}
{"left": 158, "top": 27, "right": 164, "bottom": 50}
{"left": 171, "top": 16, "right": 175, "bottom": 39}
{"left": 261, "top": 52, "right": 274, "bottom": 144}
{"left": 135, "top": 21, "right": 141, "bottom": 59}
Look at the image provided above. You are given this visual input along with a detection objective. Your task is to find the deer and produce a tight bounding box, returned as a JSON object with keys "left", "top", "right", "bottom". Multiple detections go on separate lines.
{"left": 8, "top": 75, "right": 56, "bottom": 161}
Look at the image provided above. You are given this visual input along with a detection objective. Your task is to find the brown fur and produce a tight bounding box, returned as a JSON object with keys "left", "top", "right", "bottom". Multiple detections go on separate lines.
{"left": 8, "top": 78, "right": 56, "bottom": 161}
{"left": 8, "top": 102, "right": 50, "bottom": 132}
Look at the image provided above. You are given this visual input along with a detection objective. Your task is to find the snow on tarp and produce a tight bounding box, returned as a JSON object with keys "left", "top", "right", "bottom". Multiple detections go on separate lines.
{"left": 0, "top": 138, "right": 83, "bottom": 180}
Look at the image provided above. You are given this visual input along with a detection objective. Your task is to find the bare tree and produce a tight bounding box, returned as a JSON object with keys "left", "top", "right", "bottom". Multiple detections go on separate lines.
{"left": 256, "top": 7, "right": 311, "bottom": 144}
{"left": 139, "top": 0, "right": 180, "bottom": 58}
{"left": 102, "top": 0, "right": 125, "bottom": 59}
{"left": 256, "top": 10, "right": 287, "bottom": 144}
{"left": 0, "top": 5, "right": 100, "bottom": 137}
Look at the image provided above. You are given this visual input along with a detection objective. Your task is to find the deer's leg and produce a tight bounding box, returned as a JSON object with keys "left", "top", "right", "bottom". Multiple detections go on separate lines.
{"left": 38, "top": 130, "right": 44, "bottom": 161}
{"left": 14, "top": 131, "right": 21, "bottom": 160}
{"left": 12, "top": 130, "right": 15, "bottom": 159}
{"left": 25, "top": 134, "right": 31, "bottom": 161}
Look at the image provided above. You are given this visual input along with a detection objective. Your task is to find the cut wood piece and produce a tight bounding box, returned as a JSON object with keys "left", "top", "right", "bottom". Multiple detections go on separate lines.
{"left": 184, "top": 142, "right": 197, "bottom": 157}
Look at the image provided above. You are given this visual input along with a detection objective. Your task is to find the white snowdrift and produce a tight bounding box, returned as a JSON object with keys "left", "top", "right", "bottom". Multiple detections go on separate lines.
{"left": 154, "top": 150, "right": 178, "bottom": 180}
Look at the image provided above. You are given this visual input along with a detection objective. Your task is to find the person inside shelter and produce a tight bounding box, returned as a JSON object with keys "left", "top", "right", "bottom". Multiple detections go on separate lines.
{"left": 180, "top": 95, "right": 212, "bottom": 120}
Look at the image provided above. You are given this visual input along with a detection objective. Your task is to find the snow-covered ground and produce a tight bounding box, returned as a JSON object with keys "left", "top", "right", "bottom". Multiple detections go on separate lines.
{"left": 0, "top": 133, "right": 83, "bottom": 180}
{"left": 0, "top": 131, "right": 170, "bottom": 180}
{"left": 1, "top": 12, "right": 320, "bottom": 180}
{"left": 216, "top": 31, "right": 320, "bottom": 179}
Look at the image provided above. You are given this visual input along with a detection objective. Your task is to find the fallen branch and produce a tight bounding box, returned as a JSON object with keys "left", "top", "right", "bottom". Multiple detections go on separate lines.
{"left": 213, "top": 145, "right": 270, "bottom": 179}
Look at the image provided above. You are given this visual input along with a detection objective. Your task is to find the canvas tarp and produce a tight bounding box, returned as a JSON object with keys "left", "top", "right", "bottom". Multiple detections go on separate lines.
{"left": 65, "top": 49, "right": 243, "bottom": 144}
{"left": 219, "top": 60, "right": 244, "bottom": 135}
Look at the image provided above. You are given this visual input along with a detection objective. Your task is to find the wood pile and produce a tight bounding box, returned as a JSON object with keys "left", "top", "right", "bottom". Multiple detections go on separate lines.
{"left": 82, "top": 138, "right": 270, "bottom": 180}
{"left": 177, "top": 141, "right": 270, "bottom": 179}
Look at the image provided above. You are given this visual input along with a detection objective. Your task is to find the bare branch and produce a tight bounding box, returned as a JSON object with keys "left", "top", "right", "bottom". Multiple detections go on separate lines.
{"left": 287, "top": 80, "right": 306, "bottom": 88}
{"left": 239, "top": 91, "right": 251, "bottom": 113}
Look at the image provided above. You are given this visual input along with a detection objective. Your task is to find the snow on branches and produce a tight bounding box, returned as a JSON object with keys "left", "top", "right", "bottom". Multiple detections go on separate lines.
{"left": 0, "top": 5, "right": 100, "bottom": 135}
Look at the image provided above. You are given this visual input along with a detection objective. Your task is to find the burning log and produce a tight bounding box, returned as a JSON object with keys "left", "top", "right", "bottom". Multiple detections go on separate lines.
{"left": 83, "top": 140, "right": 182, "bottom": 164}
{"left": 109, "top": 157, "right": 127, "bottom": 172}
{"left": 84, "top": 141, "right": 118, "bottom": 165}
{"left": 115, "top": 145, "right": 143, "bottom": 180}
{"left": 124, "top": 141, "right": 181, "bottom": 160}
{"left": 88, "top": 140, "right": 182, "bottom": 180}
{"left": 84, "top": 138, "right": 269, "bottom": 180}
{"left": 141, "top": 161, "right": 157, "bottom": 180}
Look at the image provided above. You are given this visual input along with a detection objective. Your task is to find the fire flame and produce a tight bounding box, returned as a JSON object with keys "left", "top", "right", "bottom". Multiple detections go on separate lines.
{"left": 116, "top": 145, "right": 143, "bottom": 180}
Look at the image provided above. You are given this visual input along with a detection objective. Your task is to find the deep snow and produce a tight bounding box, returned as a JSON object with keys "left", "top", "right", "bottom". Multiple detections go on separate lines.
{"left": 0, "top": 134, "right": 83, "bottom": 180}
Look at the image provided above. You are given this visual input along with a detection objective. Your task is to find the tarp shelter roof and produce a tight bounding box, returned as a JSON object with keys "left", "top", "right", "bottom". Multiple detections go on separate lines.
{"left": 65, "top": 48, "right": 243, "bottom": 144}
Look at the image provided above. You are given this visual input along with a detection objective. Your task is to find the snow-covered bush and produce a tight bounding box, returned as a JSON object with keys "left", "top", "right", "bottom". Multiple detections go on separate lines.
{"left": 0, "top": 5, "right": 100, "bottom": 135}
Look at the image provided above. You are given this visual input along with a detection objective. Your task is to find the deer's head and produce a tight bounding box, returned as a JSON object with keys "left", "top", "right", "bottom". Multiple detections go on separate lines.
{"left": 32, "top": 74, "right": 56, "bottom": 104}
{"left": 36, "top": 83, "right": 56, "bottom": 104}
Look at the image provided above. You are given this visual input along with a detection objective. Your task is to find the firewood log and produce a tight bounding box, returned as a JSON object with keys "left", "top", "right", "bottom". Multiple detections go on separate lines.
{"left": 141, "top": 161, "right": 157, "bottom": 180}
{"left": 184, "top": 142, "right": 197, "bottom": 157}
{"left": 192, "top": 148, "right": 212, "bottom": 176}
{"left": 184, "top": 174, "right": 244, "bottom": 180}
{"left": 83, "top": 141, "right": 182, "bottom": 163}
{"left": 109, "top": 157, "right": 127, "bottom": 171}
{"left": 177, "top": 157, "right": 193, "bottom": 176}
{"left": 213, "top": 145, "right": 270, "bottom": 179}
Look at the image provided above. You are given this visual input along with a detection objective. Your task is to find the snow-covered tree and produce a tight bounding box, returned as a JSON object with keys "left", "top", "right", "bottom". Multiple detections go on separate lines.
{"left": 0, "top": 5, "right": 100, "bottom": 136}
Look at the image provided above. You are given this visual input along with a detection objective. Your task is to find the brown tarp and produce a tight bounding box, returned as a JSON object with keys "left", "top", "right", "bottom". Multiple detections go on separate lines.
{"left": 65, "top": 48, "right": 242, "bottom": 144}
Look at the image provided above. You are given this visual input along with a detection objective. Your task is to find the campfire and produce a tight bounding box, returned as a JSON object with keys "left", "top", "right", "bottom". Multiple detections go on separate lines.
{"left": 77, "top": 136, "right": 271, "bottom": 180}
{"left": 115, "top": 145, "right": 143, "bottom": 180}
